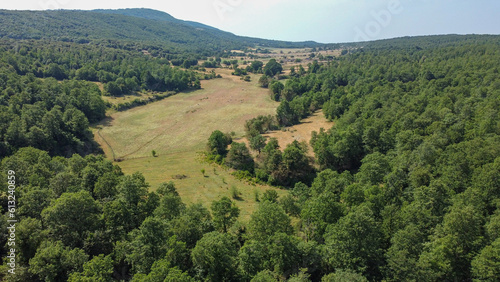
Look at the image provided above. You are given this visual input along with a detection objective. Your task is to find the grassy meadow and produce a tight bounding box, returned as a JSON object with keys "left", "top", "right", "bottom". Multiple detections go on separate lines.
{"left": 94, "top": 69, "right": 280, "bottom": 220}
{"left": 115, "top": 150, "right": 288, "bottom": 220}
{"left": 93, "top": 63, "right": 332, "bottom": 221}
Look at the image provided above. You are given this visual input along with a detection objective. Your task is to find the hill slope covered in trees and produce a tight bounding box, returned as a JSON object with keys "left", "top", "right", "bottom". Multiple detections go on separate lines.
{"left": 0, "top": 8, "right": 498, "bottom": 281}
{"left": 0, "top": 8, "right": 322, "bottom": 57}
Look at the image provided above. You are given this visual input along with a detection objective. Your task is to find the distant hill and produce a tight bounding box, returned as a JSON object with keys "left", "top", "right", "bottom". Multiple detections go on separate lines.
{"left": 0, "top": 8, "right": 322, "bottom": 55}
{"left": 92, "top": 8, "right": 220, "bottom": 31}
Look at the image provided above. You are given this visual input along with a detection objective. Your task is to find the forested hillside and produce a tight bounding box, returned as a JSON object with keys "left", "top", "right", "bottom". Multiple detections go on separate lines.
{"left": 206, "top": 35, "right": 500, "bottom": 281}
{"left": 0, "top": 38, "right": 203, "bottom": 157}
{"left": 0, "top": 8, "right": 499, "bottom": 281}
{"left": 0, "top": 9, "right": 322, "bottom": 57}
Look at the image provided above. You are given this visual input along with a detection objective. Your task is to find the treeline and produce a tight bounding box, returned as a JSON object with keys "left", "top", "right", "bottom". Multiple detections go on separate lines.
{"left": 0, "top": 40, "right": 201, "bottom": 95}
{"left": 111, "top": 92, "right": 176, "bottom": 112}
{"left": 0, "top": 70, "right": 106, "bottom": 157}
{"left": 0, "top": 38, "right": 209, "bottom": 158}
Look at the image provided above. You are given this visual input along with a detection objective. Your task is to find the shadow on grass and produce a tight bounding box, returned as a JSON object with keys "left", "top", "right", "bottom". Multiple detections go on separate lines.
{"left": 232, "top": 195, "right": 244, "bottom": 201}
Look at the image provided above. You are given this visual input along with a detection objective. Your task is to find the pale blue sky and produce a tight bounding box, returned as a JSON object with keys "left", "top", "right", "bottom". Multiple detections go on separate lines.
{"left": 2, "top": 0, "right": 500, "bottom": 43}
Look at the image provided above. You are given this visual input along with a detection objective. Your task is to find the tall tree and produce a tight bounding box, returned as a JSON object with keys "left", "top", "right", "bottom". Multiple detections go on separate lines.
{"left": 41, "top": 190, "right": 101, "bottom": 248}
{"left": 211, "top": 196, "right": 240, "bottom": 233}
{"left": 191, "top": 232, "right": 240, "bottom": 281}
{"left": 226, "top": 142, "right": 255, "bottom": 173}
{"left": 324, "top": 204, "right": 384, "bottom": 280}
{"left": 249, "top": 201, "right": 293, "bottom": 240}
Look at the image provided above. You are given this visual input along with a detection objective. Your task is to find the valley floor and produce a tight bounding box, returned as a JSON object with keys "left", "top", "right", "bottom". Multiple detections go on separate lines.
{"left": 93, "top": 69, "right": 332, "bottom": 220}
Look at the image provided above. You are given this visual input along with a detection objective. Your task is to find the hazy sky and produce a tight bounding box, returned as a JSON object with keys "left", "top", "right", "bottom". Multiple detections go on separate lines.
{"left": 2, "top": 0, "right": 500, "bottom": 43}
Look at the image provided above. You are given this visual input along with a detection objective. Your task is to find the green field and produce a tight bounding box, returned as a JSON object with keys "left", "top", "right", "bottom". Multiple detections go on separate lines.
{"left": 116, "top": 151, "right": 287, "bottom": 220}
{"left": 94, "top": 69, "right": 286, "bottom": 220}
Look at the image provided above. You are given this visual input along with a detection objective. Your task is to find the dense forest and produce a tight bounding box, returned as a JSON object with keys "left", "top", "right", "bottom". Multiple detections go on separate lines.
{"left": 0, "top": 8, "right": 499, "bottom": 281}
{"left": 206, "top": 35, "right": 500, "bottom": 281}
{"left": 0, "top": 38, "right": 204, "bottom": 158}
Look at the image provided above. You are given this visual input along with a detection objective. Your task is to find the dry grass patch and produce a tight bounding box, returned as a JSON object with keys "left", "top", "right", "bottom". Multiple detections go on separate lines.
{"left": 242, "top": 110, "right": 333, "bottom": 157}
{"left": 93, "top": 70, "right": 284, "bottom": 220}
{"left": 95, "top": 72, "right": 278, "bottom": 160}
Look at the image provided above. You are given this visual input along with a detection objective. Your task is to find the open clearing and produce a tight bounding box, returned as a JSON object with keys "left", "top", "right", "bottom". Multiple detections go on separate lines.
{"left": 95, "top": 69, "right": 277, "bottom": 160}
{"left": 115, "top": 150, "right": 288, "bottom": 220}
{"left": 93, "top": 67, "right": 332, "bottom": 220}
{"left": 241, "top": 110, "right": 334, "bottom": 157}
{"left": 94, "top": 69, "right": 281, "bottom": 220}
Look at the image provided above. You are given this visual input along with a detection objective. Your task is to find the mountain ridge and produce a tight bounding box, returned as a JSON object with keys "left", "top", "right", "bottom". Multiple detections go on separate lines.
{"left": 0, "top": 8, "right": 323, "bottom": 55}
{"left": 92, "top": 8, "right": 221, "bottom": 32}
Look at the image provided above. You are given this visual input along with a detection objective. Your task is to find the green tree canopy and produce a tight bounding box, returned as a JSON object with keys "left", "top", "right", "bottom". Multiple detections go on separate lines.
{"left": 211, "top": 196, "right": 240, "bottom": 233}
{"left": 41, "top": 191, "right": 101, "bottom": 248}
{"left": 264, "top": 59, "right": 283, "bottom": 77}
{"left": 191, "top": 232, "right": 240, "bottom": 281}
{"left": 248, "top": 201, "right": 293, "bottom": 240}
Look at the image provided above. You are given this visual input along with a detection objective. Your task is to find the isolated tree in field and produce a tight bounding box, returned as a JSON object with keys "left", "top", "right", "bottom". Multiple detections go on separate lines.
{"left": 211, "top": 196, "right": 240, "bottom": 233}
{"left": 264, "top": 59, "right": 283, "bottom": 77}
{"left": 207, "top": 130, "right": 232, "bottom": 156}
{"left": 226, "top": 142, "right": 255, "bottom": 173}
